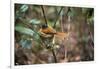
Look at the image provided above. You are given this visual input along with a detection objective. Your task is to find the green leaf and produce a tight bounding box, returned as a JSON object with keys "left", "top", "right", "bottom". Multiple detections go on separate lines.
{"left": 29, "top": 19, "right": 40, "bottom": 24}
{"left": 20, "top": 5, "right": 28, "bottom": 12}
{"left": 19, "top": 39, "right": 32, "bottom": 49}
{"left": 15, "top": 26, "right": 34, "bottom": 36}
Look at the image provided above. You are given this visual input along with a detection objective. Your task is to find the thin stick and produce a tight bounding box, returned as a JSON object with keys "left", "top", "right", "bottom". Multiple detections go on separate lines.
{"left": 60, "top": 10, "right": 64, "bottom": 32}
{"left": 51, "top": 49, "right": 57, "bottom": 63}
{"left": 53, "top": 7, "right": 64, "bottom": 28}
{"left": 41, "top": 5, "right": 57, "bottom": 63}
{"left": 41, "top": 5, "right": 48, "bottom": 25}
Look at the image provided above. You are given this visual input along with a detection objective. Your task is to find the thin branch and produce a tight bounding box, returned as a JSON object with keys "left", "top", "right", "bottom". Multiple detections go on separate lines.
{"left": 66, "top": 7, "right": 71, "bottom": 15}
{"left": 53, "top": 7, "right": 64, "bottom": 28}
{"left": 60, "top": 11, "right": 64, "bottom": 32}
{"left": 40, "top": 5, "right": 57, "bottom": 63}
{"left": 41, "top": 5, "right": 48, "bottom": 25}
{"left": 51, "top": 48, "right": 57, "bottom": 63}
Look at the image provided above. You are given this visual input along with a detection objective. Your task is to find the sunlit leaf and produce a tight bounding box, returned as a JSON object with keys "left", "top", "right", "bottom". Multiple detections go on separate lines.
{"left": 87, "top": 17, "right": 94, "bottom": 24}
{"left": 29, "top": 19, "right": 40, "bottom": 24}
{"left": 20, "top": 5, "right": 28, "bottom": 12}
{"left": 15, "top": 26, "right": 34, "bottom": 36}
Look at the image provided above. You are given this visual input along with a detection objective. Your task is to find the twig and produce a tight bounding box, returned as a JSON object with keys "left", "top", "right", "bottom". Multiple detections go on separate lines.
{"left": 60, "top": 10, "right": 64, "bottom": 32}
{"left": 40, "top": 5, "right": 57, "bottom": 63}
{"left": 41, "top": 5, "right": 48, "bottom": 25}
{"left": 53, "top": 7, "right": 64, "bottom": 28}
{"left": 66, "top": 7, "right": 71, "bottom": 15}
{"left": 40, "top": 5, "right": 67, "bottom": 63}
{"left": 51, "top": 48, "right": 57, "bottom": 63}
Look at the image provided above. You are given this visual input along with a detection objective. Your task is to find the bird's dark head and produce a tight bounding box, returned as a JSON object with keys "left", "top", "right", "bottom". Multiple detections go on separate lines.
{"left": 41, "top": 24, "right": 48, "bottom": 29}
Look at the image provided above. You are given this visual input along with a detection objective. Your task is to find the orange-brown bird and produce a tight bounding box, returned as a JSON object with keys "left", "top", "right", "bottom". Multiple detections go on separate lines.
{"left": 39, "top": 24, "right": 69, "bottom": 45}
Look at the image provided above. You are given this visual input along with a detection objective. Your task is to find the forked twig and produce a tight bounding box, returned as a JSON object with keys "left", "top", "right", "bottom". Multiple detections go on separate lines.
{"left": 53, "top": 7, "right": 64, "bottom": 28}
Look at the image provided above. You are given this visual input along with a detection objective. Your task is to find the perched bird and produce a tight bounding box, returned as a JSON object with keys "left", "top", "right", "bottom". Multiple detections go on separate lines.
{"left": 39, "top": 24, "right": 56, "bottom": 38}
{"left": 39, "top": 24, "right": 69, "bottom": 45}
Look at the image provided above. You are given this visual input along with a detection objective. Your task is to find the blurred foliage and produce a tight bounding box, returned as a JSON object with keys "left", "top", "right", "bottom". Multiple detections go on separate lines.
{"left": 15, "top": 4, "right": 94, "bottom": 65}
{"left": 20, "top": 5, "right": 29, "bottom": 13}
{"left": 29, "top": 19, "right": 41, "bottom": 24}
{"left": 15, "top": 26, "right": 34, "bottom": 36}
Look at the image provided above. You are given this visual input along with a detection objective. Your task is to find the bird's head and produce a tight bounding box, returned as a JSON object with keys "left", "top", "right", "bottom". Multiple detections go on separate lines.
{"left": 41, "top": 24, "right": 48, "bottom": 29}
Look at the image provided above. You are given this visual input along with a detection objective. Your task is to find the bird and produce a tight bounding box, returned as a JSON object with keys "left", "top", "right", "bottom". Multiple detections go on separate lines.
{"left": 39, "top": 24, "right": 56, "bottom": 38}
{"left": 39, "top": 24, "right": 69, "bottom": 45}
